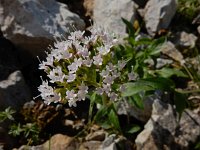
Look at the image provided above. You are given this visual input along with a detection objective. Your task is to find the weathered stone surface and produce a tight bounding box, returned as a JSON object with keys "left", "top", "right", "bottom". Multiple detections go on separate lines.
{"left": 117, "top": 96, "right": 156, "bottom": 122}
{"left": 84, "top": 0, "right": 94, "bottom": 18}
{"left": 174, "top": 31, "right": 197, "bottom": 49}
{"left": 144, "top": 0, "right": 177, "bottom": 36}
{"left": 0, "top": 36, "right": 20, "bottom": 81}
{"left": 156, "top": 58, "right": 173, "bottom": 69}
{"left": 0, "top": 71, "right": 31, "bottom": 111}
{"left": 93, "top": 0, "right": 135, "bottom": 35}
{"left": 0, "top": 0, "right": 85, "bottom": 57}
{"left": 85, "top": 130, "right": 106, "bottom": 141}
{"left": 135, "top": 100, "right": 200, "bottom": 150}
{"left": 161, "top": 41, "right": 185, "bottom": 65}
{"left": 43, "top": 134, "right": 79, "bottom": 150}
{"left": 198, "top": 26, "right": 200, "bottom": 34}
{"left": 79, "top": 141, "right": 102, "bottom": 150}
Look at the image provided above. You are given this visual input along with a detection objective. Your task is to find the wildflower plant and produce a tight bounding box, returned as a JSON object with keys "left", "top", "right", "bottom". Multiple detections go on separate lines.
{"left": 38, "top": 20, "right": 188, "bottom": 133}
{"left": 38, "top": 26, "right": 133, "bottom": 108}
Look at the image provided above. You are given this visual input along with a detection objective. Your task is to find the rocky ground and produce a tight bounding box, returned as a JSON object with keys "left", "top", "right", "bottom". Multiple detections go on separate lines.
{"left": 0, "top": 0, "right": 200, "bottom": 150}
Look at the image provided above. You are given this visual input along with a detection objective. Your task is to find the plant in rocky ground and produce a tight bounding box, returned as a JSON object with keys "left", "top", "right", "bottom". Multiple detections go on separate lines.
{"left": 0, "top": 107, "right": 15, "bottom": 122}
{"left": 37, "top": 20, "right": 189, "bottom": 136}
{"left": 177, "top": 0, "right": 200, "bottom": 21}
{"left": 0, "top": 107, "right": 40, "bottom": 145}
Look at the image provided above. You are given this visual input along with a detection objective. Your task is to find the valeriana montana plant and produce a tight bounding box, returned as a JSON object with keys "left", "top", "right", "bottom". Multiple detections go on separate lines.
{"left": 38, "top": 26, "right": 136, "bottom": 108}
{"left": 37, "top": 21, "right": 188, "bottom": 133}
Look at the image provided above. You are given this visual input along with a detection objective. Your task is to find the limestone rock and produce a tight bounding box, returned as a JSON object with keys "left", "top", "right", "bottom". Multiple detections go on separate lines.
{"left": 135, "top": 100, "right": 200, "bottom": 150}
{"left": 0, "top": 0, "right": 85, "bottom": 57}
{"left": 85, "top": 130, "right": 106, "bottom": 141}
{"left": 144, "top": 0, "right": 177, "bottom": 36}
{"left": 0, "top": 36, "right": 20, "bottom": 81}
{"left": 84, "top": 0, "right": 94, "bottom": 18}
{"left": 93, "top": 0, "right": 135, "bottom": 35}
{"left": 117, "top": 96, "right": 156, "bottom": 122}
{"left": 0, "top": 71, "right": 31, "bottom": 111}
{"left": 161, "top": 41, "right": 184, "bottom": 64}
{"left": 174, "top": 31, "right": 197, "bottom": 49}
{"left": 198, "top": 26, "right": 200, "bottom": 34}
{"left": 42, "top": 134, "right": 79, "bottom": 150}
{"left": 79, "top": 141, "right": 102, "bottom": 150}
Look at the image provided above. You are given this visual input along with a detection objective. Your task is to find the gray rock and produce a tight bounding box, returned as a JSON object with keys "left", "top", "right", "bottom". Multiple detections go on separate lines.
{"left": 144, "top": 0, "right": 177, "bottom": 36}
{"left": 156, "top": 58, "right": 173, "bottom": 69}
{"left": 135, "top": 100, "right": 200, "bottom": 150}
{"left": 174, "top": 31, "right": 197, "bottom": 49}
{"left": 14, "top": 134, "right": 79, "bottom": 150}
{"left": 85, "top": 130, "right": 106, "bottom": 141}
{"left": 93, "top": 0, "right": 135, "bottom": 35}
{"left": 0, "top": 37, "right": 20, "bottom": 81}
{"left": 0, "top": 0, "right": 85, "bottom": 57}
{"left": 0, "top": 71, "right": 31, "bottom": 111}
{"left": 80, "top": 141, "right": 102, "bottom": 150}
{"left": 198, "top": 26, "right": 200, "bottom": 34}
{"left": 161, "top": 41, "right": 185, "bottom": 65}
{"left": 117, "top": 95, "right": 157, "bottom": 123}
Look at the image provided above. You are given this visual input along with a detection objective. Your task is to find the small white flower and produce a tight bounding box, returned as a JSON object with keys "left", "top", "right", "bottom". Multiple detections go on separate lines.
{"left": 100, "top": 69, "right": 110, "bottom": 77}
{"left": 78, "top": 83, "right": 89, "bottom": 92}
{"left": 39, "top": 54, "right": 54, "bottom": 70}
{"left": 83, "top": 57, "right": 93, "bottom": 67}
{"left": 68, "top": 62, "right": 78, "bottom": 73}
{"left": 66, "top": 90, "right": 77, "bottom": 107}
{"left": 74, "top": 58, "right": 83, "bottom": 67}
{"left": 67, "top": 73, "right": 76, "bottom": 83}
{"left": 118, "top": 60, "right": 126, "bottom": 70}
{"left": 97, "top": 46, "right": 110, "bottom": 55}
{"left": 68, "top": 58, "right": 82, "bottom": 73}
{"left": 61, "top": 50, "right": 72, "bottom": 59}
{"left": 112, "top": 69, "right": 120, "bottom": 78}
{"left": 106, "top": 63, "right": 115, "bottom": 71}
{"left": 96, "top": 87, "right": 104, "bottom": 95}
{"left": 109, "top": 92, "right": 118, "bottom": 101}
{"left": 77, "top": 46, "right": 90, "bottom": 58}
{"left": 38, "top": 80, "right": 61, "bottom": 104}
{"left": 128, "top": 72, "right": 137, "bottom": 81}
{"left": 68, "top": 30, "right": 85, "bottom": 41}
{"left": 77, "top": 84, "right": 88, "bottom": 101}
{"left": 68, "top": 99, "right": 77, "bottom": 107}
{"left": 93, "top": 54, "right": 103, "bottom": 66}
{"left": 38, "top": 80, "right": 54, "bottom": 98}
{"left": 102, "top": 84, "right": 111, "bottom": 94}
{"left": 103, "top": 75, "right": 114, "bottom": 85}
{"left": 66, "top": 90, "right": 77, "bottom": 100}
{"left": 48, "top": 66, "right": 66, "bottom": 83}
{"left": 119, "top": 85, "right": 126, "bottom": 92}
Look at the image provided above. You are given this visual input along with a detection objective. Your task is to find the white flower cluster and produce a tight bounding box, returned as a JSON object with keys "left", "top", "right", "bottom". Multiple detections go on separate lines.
{"left": 38, "top": 26, "right": 137, "bottom": 106}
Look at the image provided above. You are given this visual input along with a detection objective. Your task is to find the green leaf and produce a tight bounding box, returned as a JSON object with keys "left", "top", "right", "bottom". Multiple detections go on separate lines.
{"left": 174, "top": 91, "right": 188, "bottom": 119}
{"left": 126, "top": 124, "right": 141, "bottom": 134}
{"left": 9, "top": 123, "right": 23, "bottom": 137}
{"left": 121, "top": 17, "right": 135, "bottom": 37}
{"left": 128, "top": 94, "right": 144, "bottom": 109}
{"left": 122, "top": 78, "right": 174, "bottom": 97}
{"left": 108, "top": 109, "right": 121, "bottom": 132}
{"left": 195, "top": 141, "right": 200, "bottom": 149}
{"left": 88, "top": 92, "right": 97, "bottom": 122}
{"left": 0, "top": 107, "right": 15, "bottom": 122}
{"left": 156, "top": 68, "right": 188, "bottom": 78}
{"left": 93, "top": 105, "right": 108, "bottom": 123}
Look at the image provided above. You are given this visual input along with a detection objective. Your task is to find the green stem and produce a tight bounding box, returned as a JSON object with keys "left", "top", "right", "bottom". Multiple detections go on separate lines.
{"left": 183, "top": 64, "right": 194, "bottom": 80}
{"left": 102, "top": 94, "right": 108, "bottom": 107}
{"left": 175, "top": 88, "right": 200, "bottom": 94}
